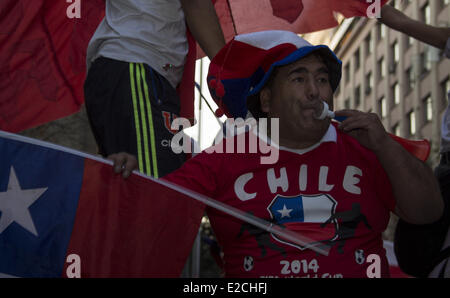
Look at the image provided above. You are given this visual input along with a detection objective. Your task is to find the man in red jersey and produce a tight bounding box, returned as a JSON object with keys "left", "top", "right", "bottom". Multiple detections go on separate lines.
{"left": 110, "top": 30, "right": 443, "bottom": 278}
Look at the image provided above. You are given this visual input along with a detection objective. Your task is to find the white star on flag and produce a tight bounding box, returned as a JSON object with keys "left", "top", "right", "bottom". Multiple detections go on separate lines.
{"left": 0, "top": 166, "right": 48, "bottom": 236}
{"left": 277, "top": 204, "right": 293, "bottom": 218}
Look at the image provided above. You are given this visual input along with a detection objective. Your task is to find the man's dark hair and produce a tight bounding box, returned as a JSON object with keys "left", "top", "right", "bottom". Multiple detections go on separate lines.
{"left": 246, "top": 69, "right": 277, "bottom": 120}
{"left": 247, "top": 92, "right": 267, "bottom": 120}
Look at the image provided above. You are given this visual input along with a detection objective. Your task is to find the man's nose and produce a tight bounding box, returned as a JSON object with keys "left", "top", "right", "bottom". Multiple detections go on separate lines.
{"left": 306, "top": 77, "right": 319, "bottom": 100}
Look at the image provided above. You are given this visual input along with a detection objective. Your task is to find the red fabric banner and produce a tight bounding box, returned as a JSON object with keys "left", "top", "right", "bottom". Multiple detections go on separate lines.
{"left": 1, "top": 0, "right": 388, "bottom": 133}
{"left": 211, "top": 0, "right": 389, "bottom": 50}
{"left": 0, "top": 0, "right": 104, "bottom": 133}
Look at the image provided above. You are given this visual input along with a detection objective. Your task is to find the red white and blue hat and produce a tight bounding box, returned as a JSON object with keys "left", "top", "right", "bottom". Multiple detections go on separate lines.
{"left": 207, "top": 30, "right": 342, "bottom": 119}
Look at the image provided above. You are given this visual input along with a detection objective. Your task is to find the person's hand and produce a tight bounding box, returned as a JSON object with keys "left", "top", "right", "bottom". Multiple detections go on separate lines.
{"left": 107, "top": 152, "right": 138, "bottom": 179}
{"left": 334, "top": 110, "right": 392, "bottom": 154}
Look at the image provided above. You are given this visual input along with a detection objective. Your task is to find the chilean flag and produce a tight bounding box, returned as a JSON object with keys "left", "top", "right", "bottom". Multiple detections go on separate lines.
{"left": 268, "top": 194, "right": 338, "bottom": 250}
{"left": 0, "top": 130, "right": 204, "bottom": 277}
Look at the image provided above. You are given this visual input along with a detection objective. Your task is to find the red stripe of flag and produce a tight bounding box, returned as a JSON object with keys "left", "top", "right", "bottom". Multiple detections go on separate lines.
{"left": 63, "top": 158, "right": 205, "bottom": 277}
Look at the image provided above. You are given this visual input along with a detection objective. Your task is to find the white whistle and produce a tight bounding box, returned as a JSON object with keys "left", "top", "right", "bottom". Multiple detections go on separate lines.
{"left": 315, "top": 101, "right": 335, "bottom": 120}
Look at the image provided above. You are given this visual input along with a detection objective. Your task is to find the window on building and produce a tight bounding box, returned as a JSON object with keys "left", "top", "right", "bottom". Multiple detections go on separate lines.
{"left": 379, "top": 96, "right": 387, "bottom": 118}
{"left": 421, "top": 2, "right": 431, "bottom": 24}
{"left": 392, "top": 123, "right": 401, "bottom": 136}
{"left": 378, "top": 57, "right": 386, "bottom": 79}
{"left": 393, "top": 83, "right": 400, "bottom": 105}
{"left": 423, "top": 95, "right": 432, "bottom": 122}
{"left": 442, "top": 77, "right": 450, "bottom": 105}
{"left": 390, "top": 41, "right": 399, "bottom": 73}
{"left": 365, "top": 34, "right": 374, "bottom": 55}
{"left": 344, "top": 98, "right": 351, "bottom": 109}
{"left": 394, "top": 42, "right": 399, "bottom": 62}
{"left": 365, "top": 72, "right": 373, "bottom": 95}
{"left": 355, "top": 86, "right": 361, "bottom": 107}
{"left": 404, "top": 34, "right": 412, "bottom": 49}
{"left": 379, "top": 23, "right": 386, "bottom": 39}
{"left": 421, "top": 51, "right": 431, "bottom": 75}
{"left": 406, "top": 67, "right": 415, "bottom": 93}
{"left": 408, "top": 110, "right": 416, "bottom": 136}
{"left": 345, "top": 64, "right": 350, "bottom": 83}
{"left": 355, "top": 48, "right": 360, "bottom": 70}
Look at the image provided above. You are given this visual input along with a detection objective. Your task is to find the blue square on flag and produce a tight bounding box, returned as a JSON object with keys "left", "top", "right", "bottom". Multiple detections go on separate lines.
{"left": 0, "top": 136, "right": 84, "bottom": 277}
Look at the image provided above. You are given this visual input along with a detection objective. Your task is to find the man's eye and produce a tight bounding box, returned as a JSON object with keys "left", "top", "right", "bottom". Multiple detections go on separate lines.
{"left": 293, "top": 77, "right": 305, "bottom": 82}
{"left": 318, "top": 78, "right": 329, "bottom": 83}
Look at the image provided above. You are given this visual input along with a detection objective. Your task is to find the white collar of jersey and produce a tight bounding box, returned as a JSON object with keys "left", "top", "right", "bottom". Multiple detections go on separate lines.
{"left": 253, "top": 119, "right": 337, "bottom": 155}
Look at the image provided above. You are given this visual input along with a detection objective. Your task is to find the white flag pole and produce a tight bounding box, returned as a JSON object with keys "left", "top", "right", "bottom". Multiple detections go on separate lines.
{"left": 155, "top": 178, "right": 331, "bottom": 256}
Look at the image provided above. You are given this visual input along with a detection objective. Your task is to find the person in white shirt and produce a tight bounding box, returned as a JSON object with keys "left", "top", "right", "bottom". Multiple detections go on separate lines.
{"left": 84, "top": 0, "right": 225, "bottom": 178}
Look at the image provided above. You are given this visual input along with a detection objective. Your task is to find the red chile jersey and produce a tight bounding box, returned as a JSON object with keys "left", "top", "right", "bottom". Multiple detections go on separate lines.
{"left": 165, "top": 123, "right": 396, "bottom": 278}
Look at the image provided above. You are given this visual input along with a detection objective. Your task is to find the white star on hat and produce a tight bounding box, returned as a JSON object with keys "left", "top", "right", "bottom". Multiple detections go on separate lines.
{"left": 0, "top": 166, "right": 47, "bottom": 236}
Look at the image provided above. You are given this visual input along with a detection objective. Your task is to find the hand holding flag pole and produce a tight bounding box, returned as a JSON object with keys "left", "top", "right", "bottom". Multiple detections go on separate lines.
{"left": 109, "top": 150, "right": 332, "bottom": 256}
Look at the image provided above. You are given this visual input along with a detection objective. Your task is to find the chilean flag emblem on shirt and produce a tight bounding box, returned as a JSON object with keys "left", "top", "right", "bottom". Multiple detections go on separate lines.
{"left": 267, "top": 194, "right": 338, "bottom": 250}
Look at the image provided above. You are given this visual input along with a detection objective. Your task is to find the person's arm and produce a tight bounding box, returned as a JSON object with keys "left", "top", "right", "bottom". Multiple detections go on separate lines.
{"left": 181, "top": 0, "right": 226, "bottom": 60}
{"left": 107, "top": 151, "right": 220, "bottom": 199}
{"left": 335, "top": 110, "right": 444, "bottom": 225}
{"left": 379, "top": 4, "right": 450, "bottom": 49}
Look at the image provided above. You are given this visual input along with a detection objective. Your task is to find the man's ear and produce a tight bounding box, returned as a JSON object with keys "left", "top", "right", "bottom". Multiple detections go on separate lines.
{"left": 260, "top": 88, "right": 271, "bottom": 113}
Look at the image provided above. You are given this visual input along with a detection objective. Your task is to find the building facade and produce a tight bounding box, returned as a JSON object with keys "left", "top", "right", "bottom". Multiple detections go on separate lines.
{"left": 306, "top": 0, "right": 449, "bottom": 166}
